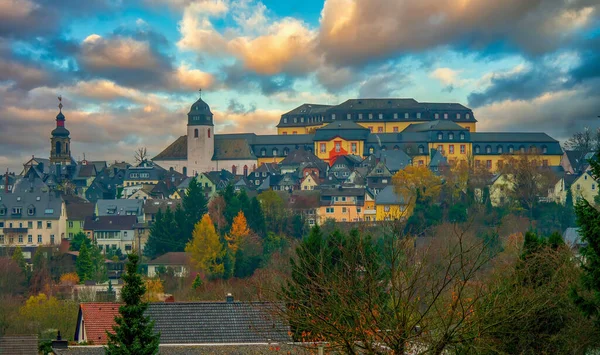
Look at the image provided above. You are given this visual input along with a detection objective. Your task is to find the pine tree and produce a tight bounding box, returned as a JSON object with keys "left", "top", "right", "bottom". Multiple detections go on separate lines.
{"left": 90, "top": 244, "right": 108, "bottom": 282}
{"left": 185, "top": 214, "right": 224, "bottom": 278}
{"left": 192, "top": 274, "right": 203, "bottom": 290}
{"left": 76, "top": 243, "right": 94, "bottom": 282}
{"left": 572, "top": 149, "right": 600, "bottom": 328}
{"left": 106, "top": 253, "right": 160, "bottom": 355}
{"left": 70, "top": 231, "right": 92, "bottom": 251}
{"left": 145, "top": 207, "right": 180, "bottom": 259}
{"left": 247, "top": 197, "right": 266, "bottom": 237}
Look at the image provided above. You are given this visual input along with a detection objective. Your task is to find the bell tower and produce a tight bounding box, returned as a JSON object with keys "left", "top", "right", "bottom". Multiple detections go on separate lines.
{"left": 187, "top": 90, "right": 216, "bottom": 175}
{"left": 50, "top": 96, "right": 72, "bottom": 165}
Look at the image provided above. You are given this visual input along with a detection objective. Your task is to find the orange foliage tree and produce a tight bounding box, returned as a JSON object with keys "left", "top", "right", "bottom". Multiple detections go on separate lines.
{"left": 59, "top": 272, "right": 80, "bottom": 286}
{"left": 392, "top": 165, "right": 442, "bottom": 204}
{"left": 225, "top": 211, "right": 250, "bottom": 254}
{"left": 185, "top": 214, "right": 225, "bottom": 278}
{"left": 144, "top": 278, "right": 164, "bottom": 302}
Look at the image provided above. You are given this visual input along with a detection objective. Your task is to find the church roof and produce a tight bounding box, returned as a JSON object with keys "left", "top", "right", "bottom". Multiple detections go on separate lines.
{"left": 51, "top": 126, "right": 70, "bottom": 137}
{"left": 153, "top": 136, "right": 187, "bottom": 161}
{"left": 213, "top": 138, "right": 256, "bottom": 160}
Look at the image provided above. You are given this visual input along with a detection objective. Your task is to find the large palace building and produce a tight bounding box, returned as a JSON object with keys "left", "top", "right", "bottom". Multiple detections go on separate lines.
{"left": 153, "top": 97, "right": 562, "bottom": 176}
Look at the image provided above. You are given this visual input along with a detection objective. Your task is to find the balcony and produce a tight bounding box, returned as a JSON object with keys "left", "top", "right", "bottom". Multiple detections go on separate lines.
{"left": 3, "top": 227, "right": 28, "bottom": 233}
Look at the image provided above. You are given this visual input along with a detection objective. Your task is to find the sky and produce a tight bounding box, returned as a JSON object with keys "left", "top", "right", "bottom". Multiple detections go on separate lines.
{"left": 0, "top": 0, "right": 599, "bottom": 172}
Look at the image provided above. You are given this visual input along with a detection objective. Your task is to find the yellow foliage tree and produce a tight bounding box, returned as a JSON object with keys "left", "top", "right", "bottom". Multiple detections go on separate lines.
{"left": 144, "top": 278, "right": 164, "bottom": 302}
{"left": 185, "top": 214, "right": 225, "bottom": 278}
{"left": 225, "top": 211, "right": 250, "bottom": 253}
{"left": 59, "top": 272, "right": 80, "bottom": 286}
{"left": 19, "top": 293, "right": 79, "bottom": 337}
{"left": 392, "top": 165, "right": 442, "bottom": 204}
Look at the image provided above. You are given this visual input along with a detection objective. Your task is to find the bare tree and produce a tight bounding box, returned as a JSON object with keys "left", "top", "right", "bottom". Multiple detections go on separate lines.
{"left": 563, "top": 127, "right": 598, "bottom": 152}
{"left": 134, "top": 147, "right": 148, "bottom": 163}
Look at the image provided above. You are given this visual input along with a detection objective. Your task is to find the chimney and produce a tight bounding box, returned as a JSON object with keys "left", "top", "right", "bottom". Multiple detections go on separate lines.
{"left": 226, "top": 293, "right": 234, "bottom": 303}
{"left": 51, "top": 330, "right": 68, "bottom": 350}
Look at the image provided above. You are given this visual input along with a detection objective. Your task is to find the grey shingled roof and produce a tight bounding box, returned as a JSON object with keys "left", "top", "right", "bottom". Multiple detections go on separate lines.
{"left": 282, "top": 103, "right": 332, "bottom": 116}
{"left": 96, "top": 199, "right": 143, "bottom": 217}
{"left": 375, "top": 185, "right": 406, "bottom": 204}
{"left": 146, "top": 301, "right": 291, "bottom": 344}
{"left": 314, "top": 121, "right": 370, "bottom": 141}
{"left": 470, "top": 132, "right": 558, "bottom": 143}
{"left": 83, "top": 215, "right": 137, "bottom": 231}
{"left": 213, "top": 138, "right": 256, "bottom": 160}
{"left": 66, "top": 202, "right": 95, "bottom": 221}
{"left": 153, "top": 136, "right": 188, "bottom": 161}
{"left": 403, "top": 120, "right": 467, "bottom": 132}
{"left": 0, "top": 190, "right": 63, "bottom": 219}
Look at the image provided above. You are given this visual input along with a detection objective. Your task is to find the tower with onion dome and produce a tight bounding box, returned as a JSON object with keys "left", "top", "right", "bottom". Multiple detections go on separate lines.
{"left": 186, "top": 90, "right": 216, "bottom": 175}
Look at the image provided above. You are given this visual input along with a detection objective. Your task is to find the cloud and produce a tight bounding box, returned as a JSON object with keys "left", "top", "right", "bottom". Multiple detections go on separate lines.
{"left": 317, "top": 0, "right": 599, "bottom": 67}
{"left": 221, "top": 62, "right": 296, "bottom": 96}
{"left": 358, "top": 66, "right": 412, "bottom": 98}
{"left": 215, "top": 108, "right": 281, "bottom": 134}
{"left": 0, "top": 56, "right": 53, "bottom": 90}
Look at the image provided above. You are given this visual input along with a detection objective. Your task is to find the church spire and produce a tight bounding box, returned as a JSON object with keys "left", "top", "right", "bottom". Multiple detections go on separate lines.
{"left": 50, "top": 96, "right": 72, "bottom": 165}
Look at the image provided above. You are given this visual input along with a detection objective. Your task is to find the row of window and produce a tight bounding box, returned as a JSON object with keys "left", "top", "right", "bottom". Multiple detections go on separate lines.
{"left": 473, "top": 145, "right": 548, "bottom": 154}
{"left": 282, "top": 112, "right": 472, "bottom": 124}
{"left": 128, "top": 173, "right": 151, "bottom": 179}
{"left": 0, "top": 207, "right": 54, "bottom": 216}
{"left": 0, "top": 221, "right": 52, "bottom": 229}
{"left": 0, "top": 234, "right": 54, "bottom": 244}
{"left": 193, "top": 128, "right": 211, "bottom": 138}
{"left": 259, "top": 147, "right": 312, "bottom": 156}
{"left": 325, "top": 207, "right": 363, "bottom": 213}
{"left": 437, "top": 132, "right": 467, "bottom": 141}
{"left": 95, "top": 231, "right": 128, "bottom": 239}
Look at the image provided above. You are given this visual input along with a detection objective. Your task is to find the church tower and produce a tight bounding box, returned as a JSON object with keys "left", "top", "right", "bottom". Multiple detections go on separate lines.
{"left": 50, "top": 96, "right": 72, "bottom": 165}
{"left": 186, "top": 92, "right": 216, "bottom": 175}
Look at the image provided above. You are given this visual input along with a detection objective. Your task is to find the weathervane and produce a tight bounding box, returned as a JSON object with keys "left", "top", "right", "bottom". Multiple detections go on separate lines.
{"left": 58, "top": 95, "right": 63, "bottom": 111}
{"left": 198, "top": 88, "right": 202, "bottom": 99}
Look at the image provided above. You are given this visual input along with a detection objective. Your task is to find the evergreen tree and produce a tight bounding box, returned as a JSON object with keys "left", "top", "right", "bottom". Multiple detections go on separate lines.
{"left": 11, "top": 246, "right": 26, "bottom": 272}
{"left": 572, "top": 150, "right": 600, "bottom": 328}
{"left": 246, "top": 197, "right": 266, "bottom": 237}
{"left": 90, "top": 244, "right": 108, "bottom": 282}
{"left": 145, "top": 207, "right": 180, "bottom": 259}
{"left": 192, "top": 274, "right": 203, "bottom": 290}
{"left": 182, "top": 177, "right": 208, "bottom": 241}
{"left": 107, "top": 253, "right": 160, "bottom": 355}
{"left": 70, "top": 232, "right": 92, "bottom": 251}
{"left": 76, "top": 243, "right": 94, "bottom": 282}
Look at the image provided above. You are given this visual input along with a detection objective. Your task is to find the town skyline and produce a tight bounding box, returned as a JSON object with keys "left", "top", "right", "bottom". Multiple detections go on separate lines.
{"left": 1, "top": 0, "right": 599, "bottom": 172}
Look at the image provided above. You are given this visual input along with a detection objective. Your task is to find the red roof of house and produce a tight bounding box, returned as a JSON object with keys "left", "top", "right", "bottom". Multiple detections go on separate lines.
{"left": 79, "top": 303, "right": 122, "bottom": 345}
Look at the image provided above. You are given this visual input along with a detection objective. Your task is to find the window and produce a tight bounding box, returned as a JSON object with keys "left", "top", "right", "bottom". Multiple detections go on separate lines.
{"left": 449, "top": 145, "right": 454, "bottom": 154}
{"left": 378, "top": 127, "right": 383, "bottom": 133}
{"left": 593, "top": 184, "right": 596, "bottom": 190}
{"left": 418, "top": 145, "right": 425, "bottom": 154}
{"left": 194, "top": 129, "right": 198, "bottom": 138}
{"left": 378, "top": 113, "right": 383, "bottom": 119}
{"left": 460, "top": 145, "right": 466, "bottom": 154}
{"left": 282, "top": 132, "right": 287, "bottom": 135}
{"left": 260, "top": 148, "right": 266, "bottom": 156}
{"left": 37, "top": 235, "right": 42, "bottom": 243}
{"left": 0, "top": 207, "right": 5, "bottom": 216}
{"left": 12, "top": 207, "right": 22, "bottom": 215}
{"left": 393, "top": 127, "right": 399, "bottom": 132}
{"left": 342, "top": 207, "right": 347, "bottom": 213}
{"left": 466, "top": 113, "right": 470, "bottom": 119}
{"left": 50, "top": 235, "right": 55, "bottom": 245}
{"left": 384, "top": 205, "right": 390, "bottom": 212}
{"left": 37, "top": 221, "right": 42, "bottom": 229}
{"left": 393, "top": 113, "right": 398, "bottom": 119}
{"left": 416, "top": 112, "right": 421, "bottom": 119}
{"left": 292, "top": 131, "right": 297, "bottom": 135}
{"left": 368, "top": 113, "right": 373, "bottom": 120}
{"left": 351, "top": 143, "right": 357, "bottom": 154}
{"left": 435, "top": 113, "right": 439, "bottom": 119}
{"left": 486, "top": 146, "right": 492, "bottom": 153}
{"left": 320, "top": 143, "right": 326, "bottom": 153}
{"left": 474, "top": 146, "right": 480, "bottom": 154}
{"left": 232, "top": 165, "right": 237, "bottom": 175}
{"left": 508, "top": 146, "right": 514, "bottom": 153}
{"left": 332, "top": 114, "right": 336, "bottom": 120}
{"left": 497, "top": 146, "right": 503, "bottom": 154}
{"left": 443, "top": 113, "right": 448, "bottom": 119}
{"left": 301, "top": 117, "right": 304, "bottom": 123}
{"left": 326, "top": 207, "right": 334, "bottom": 214}
{"left": 448, "top": 133, "right": 454, "bottom": 140}
{"left": 358, "top": 113, "right": 363, "bottom": 119}
{"left": 335, "top": 142, "right": 341, "bottom": 153}
{"left": 0, "top": 235, "right": 3, "bottom": 244}
{"left": 577, "top": 184, "right": 581, "bottom": 191}
{"left": 68, "top": 221, "right": 74, "bottom": 228}
{"left": 28, "top": 235, "right": 32, "bottom": 243}
{"left": 28, "top": 221, "right": 32, "bottom": 228}
{"left": 486, "top": 160, "right": 492, "bottom": 169}
{"left": 294, "top": 117, "right": 298, "bottom": 123}
{"left": 207, "top": 128, "right": 211, "bottom": 138}
{"left": 346, "top": 113, "right": 351, "bottom": 120}
{"left": 369, "top": 147, "right": 374, "bottom": 154}
{"left": 460, "top": 132, "right": 465, "bottom": 140}
{"left": 405, "top": 113, "right": 409, "bottom": 119}
{"left": 418, "top": 160, "right": 424, "bottom": 166}
{"left": 18, "top": 235, "right": 23, "bottom": 243}
{"left": 437, "top": 145, "right": 443, "bottom": 152}
{"left": 0, "top": 222, "right": 3, "bottom": 228}
{"left": 456, "top": 113, "right": 461, "bottom": 119}
{"left": 46, "top": 221, "right": 52, "bottom": 229}
{"left": 475, "top": 160, "right": 481, "bottom": 168}
{"left": 438, "top": 133, "right": 443, "bottom": 140}
{"left": 28, "top": 207, "right": 35, "bottom": 216}
{"left": 283, "top": 118, "right": 287, "bottom": 123}
{"left": 542, "top": 146, "right": 548, "bottom": 154}
{"left": 272, "top": 148, "right": 278, "bottom": 156}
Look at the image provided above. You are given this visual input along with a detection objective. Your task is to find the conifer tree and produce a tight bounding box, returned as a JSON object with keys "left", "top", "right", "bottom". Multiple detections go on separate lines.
{"left": 225, "top": 211, "right": 250, "bottom": 254}
{"left": 572, "top": 149, "right": 600, "bottom": 328}
{"left": 185, "top": 214, "right": 224, "bottom": 278}
{"left": 76, "top": 243, "right": 94, "bottom": 282}
{"left": 247, "top": 197, "right": 266, "bottom": 237}
{"left": 145, "top": 207, "right": 180, "bottom": 259}
{"left": 70, "top": 231, "right": 92, "bottom": 251}
{"left": 182, "top": 177, "right": 208, "bottom": 240}
{"left": 11, "top": 246, "right": 26, "bottom": 272}
{"left": 107, "top": 253, "right": 160, "bottom": 355}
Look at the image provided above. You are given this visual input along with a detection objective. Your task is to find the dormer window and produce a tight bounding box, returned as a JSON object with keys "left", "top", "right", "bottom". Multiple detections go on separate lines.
{"left": 260, "top": 148, "right": 266, "bottom": 157}
{"left": 466, "top": 113, "right": 470, "bottom": 119}
{"left": 283, "top": 118, "right": 287, "bottom": 124}
{"left": 519, "top": 146, "right": 525, "bottom": 153}
{"left": 497, "top": 146, "right": 503, "bottom": 154}
{"left": 28, "top": 206, "right": 35, "bottom": 216}
{"left": 460, "top": 132, "right": 465, "bottom": 140}
{"left": 542, "top": 145, "right": 548, "bottom": 154}
{"left": 12, "top": 207, "right": 22, "bottom": 215}
{"left": 416, "top": 112, "right": 421, "bottom": 119}
{"left": 369, "top": 147, "right": 374, "bottom": 154}
{"left": 393, "top": 113, "right": 398, "bottom": 119}
{"left": 486, "top": 146, "right": 492, "bottom": 154}
{"left": 294, "top": 118, "right": 297, "bottom": 123}
{"left": 0, "top": 206, "right": 6, "bottom": 216}
{"left": 332, "top": 114, "right": 336, "bottom": 120}
{"left": 448, "top": 133, "right": 454, "bottom": 140}
{"left": 300, "top": 117, "right": 304, "bottom": 123}
{"left": 456, "top": 113, "right": 461, "bottom": 119}
{"left": 347, "top": 113, "right": 351, "bottom": 120}
{"left": 418, "top": 145, "right": 425, "bottom": 154}
{"left": 437, "top": 133, "right": 443, "bottom": 140}
{"left": 474, "top": 146, "right": 480, "bottom": 154}
{"left": 378, "top": 113, "right": 383, "bottom": 119}
{"left": 435, "top": 113, "right": 439, "bottom": 119}
{"left": 358, "top": 113, "right": 363, "bottom": 119}
{"left": 283, "top": 148, "right": 289, "bottom": 156}
{"left": 368, "top": 113, "right": 373, "bottom": 120}
{"left": 508, "top": 145, "right": 514, "bottom": 153}
{"left": 272, "top": 148, "right": 278, "bottom": 156}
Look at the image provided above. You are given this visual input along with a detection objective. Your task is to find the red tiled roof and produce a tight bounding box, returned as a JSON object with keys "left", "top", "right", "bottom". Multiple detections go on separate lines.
{"left": 80, "top": 302, "right": 122, "bottom": 345}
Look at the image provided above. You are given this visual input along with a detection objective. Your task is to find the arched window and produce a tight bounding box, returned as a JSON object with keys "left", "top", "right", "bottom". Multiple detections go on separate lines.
{"left": 437, "top": 132, "right": 443, "bottom": 140}
{"left": 182, "top": 167, "right": 187, "bottom": 176}
{"left": 508, "top": 145, "right": 514, "bottom": 153}
{"left": 460, "top": 132, "right": 465, "bottom": 140}
{"left": 194, "top": 129, "right": 198, "bottom": 138}
{"left": 519, "top": 145, "right": 525, "bottom": 153}
{"left": 448, "top": 133, "right": 454, "bottom": 140}
{"left": 369, "top": 147, "right": 374, "bottom": 154}
{"left": 55, "top": 141, "right": 61, "bottom": 155}
{"left": 283, "top": 148, "right": 289, "bottom": 156}
{"left": 485, "top": 145, "right": 492, "bottom": 154}
{"left": 542, "top": 145, "right": 548, "bottom": 154}
{"left": 243, "top": 165, "right": 248, "bottom": 176}
{"left": 418, "top": 145, "right": 425, "bottom": 154}
{"left": 530, "top": 146, "right": 537, "bottom": 154}
{"left": 207, "top": 128, "right": 211, "bottom": 138}
{"left": 272, "top": 148, "right": 278, "bottom": 156}
{"left": 381, "top": 145, "right": 386, "bottom": 151}
{"left": 260, "top": 148, "right": 266, "bottom": 156}
{"left": 474, "top": 145, "right": 480, "bottom": 154}
{"left": 497, "top": 145, "right": 503, "bottom": 154}
{"left": 232, "top": 165, "right": 237, "bottom": 175}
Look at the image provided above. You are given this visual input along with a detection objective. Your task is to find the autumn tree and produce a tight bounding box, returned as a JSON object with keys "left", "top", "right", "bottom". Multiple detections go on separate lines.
{"left": 208, "top": 195, "right": 227, "bottom": 235}
{"left": 185, "top": 214, "right": 224, "bottom": 278}
{"left": 144, "top": 278, "right": 164, "bottom": 302}
{"left": 107, "top": 253, "right": 160, "bottom": 355}
{"left": 0, "top": 257, "right": 26, "bottom": 296}
{"left": 225, "top": 211, "right": 250, "bottom": 254}
{"left": 60, "top": 272, "right": 80, "bottom": 287}
{"left": 258, "top": 190, "right": 286, "bottom": 233}
{"left": 18, "top": 293, "right": 79, "bottom": 340}
{"left": 392, "top": 164, "right": 442, "bottom": 205}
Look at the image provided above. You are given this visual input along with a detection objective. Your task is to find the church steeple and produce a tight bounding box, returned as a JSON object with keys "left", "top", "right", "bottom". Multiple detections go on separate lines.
{"left": 50, "top": 96, "right": 72, "bottom": 165}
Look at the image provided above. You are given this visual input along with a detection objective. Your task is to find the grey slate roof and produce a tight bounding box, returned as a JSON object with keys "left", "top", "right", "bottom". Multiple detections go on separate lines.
{"left": 213, "top": 137, "right": 256, "bottom": 160}
{"left": 470, "top": 132, "right": 558, "bottom": 143}
{"left": 66, "top": 202, "right": 95, "bottom": 221}
{"left": 403, "top": 120, "right": 467, "bottom": 132}
{"left": 96, "top": 199, "right": 143, "bottom": 217}
{"left": 375, "top": 150, "right": 412, "bottom": 172}
{"left": 0, "top": 190, "right": 63, "bottom": 219}
{"left": 84, "top": 215, "right": 137, "bottom": 231}
{"left": 313, "top": 121, "right": 370, "bottom": 141}
{"left": 153, "top": 136, "right": 188, "bottom": 161}
{"left": 146, "top": 301, "right": 291, "bottom": 344}
{"left": 375, "top": 185, "right": 406, "bottom": 205}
